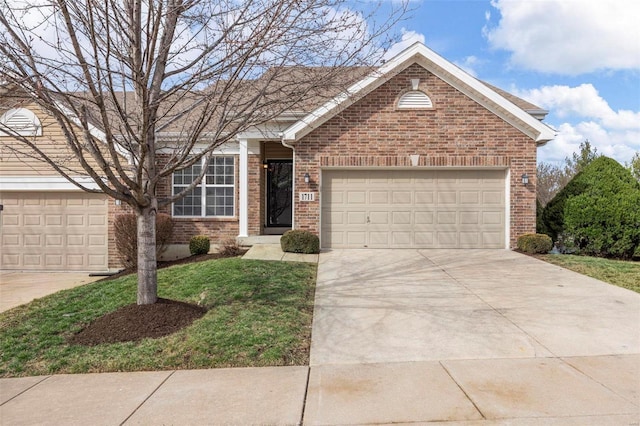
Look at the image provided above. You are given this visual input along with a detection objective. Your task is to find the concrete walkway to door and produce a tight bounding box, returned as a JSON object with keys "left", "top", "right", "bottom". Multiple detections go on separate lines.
{"left": 304, "top": 249, "right": 640, "bottom": 424}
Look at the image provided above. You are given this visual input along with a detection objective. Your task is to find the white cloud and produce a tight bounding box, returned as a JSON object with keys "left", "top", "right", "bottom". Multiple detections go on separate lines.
{"left": 383, "top": 29, "right": 425, "bottom": 60}
{"left": 454, "top": 56, "right": 481, "bottom": 77}
{"left": 484, "top": 0, "right": 640, "bottom": 74}
{"left": 513, "top": 84, "right": 640, "bottom": 164}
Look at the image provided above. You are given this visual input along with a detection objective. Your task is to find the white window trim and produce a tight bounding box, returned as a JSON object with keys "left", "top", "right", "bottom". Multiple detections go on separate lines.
{"left": 0, "top": 108, "right": 43, "bottom": 137}
{"left": 172, "top": 156, "right": 236, "bottom": 218}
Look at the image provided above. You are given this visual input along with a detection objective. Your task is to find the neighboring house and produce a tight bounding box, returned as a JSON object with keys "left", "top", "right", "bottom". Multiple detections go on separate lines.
{"left": 0, "top": 43, "right": 554, "bottom": 272}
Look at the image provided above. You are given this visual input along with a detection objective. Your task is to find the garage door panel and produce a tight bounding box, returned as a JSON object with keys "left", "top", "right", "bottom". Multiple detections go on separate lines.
{"left": 370, "top": 232, "right": 389, "bottom": 245}
{"left": 45, "top": 215, "right": 63, "bottom": 226}
{"left": 0, "top": 192, "right": 108, "bottom": 271}
{"left": 369, "top": 211, "right": 388, "bottom": 224}
{"left": 24, "top": 215, "right": 42, "bottom": 226}
{"left": 436, "top": 211, "right": 457, "bottom": 225}
{"left": 347, "top": 191, "right": 366, "bottom": 203}
{"left": 460, "top": 232, "right": 480, "bottom": 247}
{"left": 438, "top": 191, "right": 457, "bottom": 205}
{"left": 347, "top": 211, "right": 367, "bottom": 225}
{"left": 25, "top": 255, "right": 45, "bottom": 267}
{"left": 482, "top": 211, "right": 503, "bottom": 225}
{"left": 392, "top": 232, "right": 413, "bottom": 246}
{"left": 3, "top": 234, "right": 20, "bottom": 246}
{"left": 483, "top": 232, "right": 503, "bottom": 246}
{"left": 45, "top": 235, "right": 64, "bottom": 247}
{"left": 3, "top": 214, "right": 19, "bottom": 226}
{"left": 415, "top": 191, "right": 434, "bottom": 204}
{"left": 67, "top": 214, "right": 85, "bottom": 226}
{"left": 437, "top": 232, "right": 458, "bottom": 247}
{"left": 483, "top": 191, "right": 503, "bottom": 204}
{"left": 322, "top": 169, "right": 505, "bottom": 249}
{"left": 415, "top": 211, "right": 434, "bottom": 224}
{"left": 392, "top": 191, "right": 411, "bottom": 204}
{"left": 460, "top": 191, "right": 480, "bottom": 204}
{"left": 414, "top": 232, "right": 434, "bottom": 245}
{"left": 391, "top": 211, "right": 411, "bottom": 225}
{"left": 369, "top": 191, "right": 389, "bottom": 204}
{"left": 460, "top": 211, "right": 479, "bottom": 225}
{"left": 24, "top": 235, "right": 42, "bottom": 246}
{"left": 347, "top": 231, "right": 366, "bottom": 245}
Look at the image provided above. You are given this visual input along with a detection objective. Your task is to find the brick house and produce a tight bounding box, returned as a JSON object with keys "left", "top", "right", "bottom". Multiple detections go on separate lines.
{"left": 0, "top": 43, "right": 554, "bottom": 272}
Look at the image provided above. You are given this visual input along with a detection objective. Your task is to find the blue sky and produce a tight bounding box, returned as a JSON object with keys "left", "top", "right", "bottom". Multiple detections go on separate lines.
{"left": 377, "top": 0, "right": 640, "bottom": 165}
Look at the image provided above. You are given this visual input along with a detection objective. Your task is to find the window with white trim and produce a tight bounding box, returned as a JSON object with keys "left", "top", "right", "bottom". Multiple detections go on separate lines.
{"left": 173, "top": 156, "right": 235, "bottom": 217}
{"left": 0, "top": 108, "right": 43, "bottom": 136}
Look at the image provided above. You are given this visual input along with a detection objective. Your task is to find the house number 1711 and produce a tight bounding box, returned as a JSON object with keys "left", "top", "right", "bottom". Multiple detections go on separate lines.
{"left": 299, "top": 192, "right": 315, "bottom": 202}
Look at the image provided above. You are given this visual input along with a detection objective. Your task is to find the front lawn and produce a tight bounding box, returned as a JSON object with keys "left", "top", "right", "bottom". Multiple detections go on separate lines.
{"left": 0, "top": 258, "right": 317, "bottom": 377}
{"left": 537, "top": 254, "right": 640, "bottom": 293}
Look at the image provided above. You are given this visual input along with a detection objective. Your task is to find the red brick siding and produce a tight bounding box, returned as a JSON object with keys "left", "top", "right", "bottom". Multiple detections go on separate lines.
{"left": 293, "top": 63, "right": 537, "bottom": 248}
{"left": 108, "top": 154, "right": 243, "bottom": 267}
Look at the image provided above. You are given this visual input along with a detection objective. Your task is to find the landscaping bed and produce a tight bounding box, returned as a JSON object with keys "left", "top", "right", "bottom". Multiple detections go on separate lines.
{"left": 0, "top": 257, "right": 317, "bottom": 377}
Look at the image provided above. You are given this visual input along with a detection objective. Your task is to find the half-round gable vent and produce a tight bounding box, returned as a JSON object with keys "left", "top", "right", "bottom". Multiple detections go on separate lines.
{"left": 0, "top": 108, "right": 43, "bottom": 137}
{"left": 398, "top": 91, "right": 433, "bottom": 109}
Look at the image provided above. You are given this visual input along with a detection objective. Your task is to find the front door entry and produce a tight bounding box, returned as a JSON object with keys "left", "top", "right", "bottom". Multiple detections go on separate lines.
{"left": 266, "top": 160, "right": 293, "bottom": 227}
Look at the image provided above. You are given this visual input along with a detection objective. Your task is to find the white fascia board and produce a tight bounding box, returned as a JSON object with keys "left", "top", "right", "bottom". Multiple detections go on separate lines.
{"left": 156, "top": 140, "right": 240, "bottom": 155}
{"left": 237, "top": 122, "right": 293, "bottom": 140}
{"left": 0, "top": 176, "right": 102, "bottom": 191}
{"left": 283, "top": 42, "right": 556, "bottom": 144}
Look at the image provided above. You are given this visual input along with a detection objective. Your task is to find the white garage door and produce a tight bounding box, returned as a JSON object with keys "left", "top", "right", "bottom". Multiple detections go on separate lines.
{"left": 321, "top": 169, "right": 506, "bottom": 249}
{"left": 0, "top": 192, "right": 109, "bottom": 271}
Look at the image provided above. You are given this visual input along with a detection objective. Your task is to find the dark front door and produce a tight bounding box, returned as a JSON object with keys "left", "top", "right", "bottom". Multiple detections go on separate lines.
{"left": 266, "top": 160, "right": 293, "bottom": 227}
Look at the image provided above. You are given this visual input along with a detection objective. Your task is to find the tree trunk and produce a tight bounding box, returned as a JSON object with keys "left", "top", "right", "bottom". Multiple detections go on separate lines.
{"left": 137, "top": 207, "right": 158, "bottom": 305}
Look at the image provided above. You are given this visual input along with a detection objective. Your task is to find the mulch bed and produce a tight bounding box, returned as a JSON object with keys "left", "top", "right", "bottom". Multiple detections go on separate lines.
{"left": 68, "top": 298, "right": 206, "bottom": 346}
{"left": 70, "top": 251, "right": 246, "bottom": 346}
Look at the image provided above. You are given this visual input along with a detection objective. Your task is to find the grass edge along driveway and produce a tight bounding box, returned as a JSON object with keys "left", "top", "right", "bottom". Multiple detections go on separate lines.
{"left": 0, "top": 258, "right": 317, "bottom": 378}
{"left": 537, "top": 254, "right": 640, "bottom": 294}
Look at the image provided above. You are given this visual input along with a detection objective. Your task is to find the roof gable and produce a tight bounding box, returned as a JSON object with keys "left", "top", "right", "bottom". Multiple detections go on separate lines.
{"left": 282, "top": 42, "right": 555, "bottom": 145}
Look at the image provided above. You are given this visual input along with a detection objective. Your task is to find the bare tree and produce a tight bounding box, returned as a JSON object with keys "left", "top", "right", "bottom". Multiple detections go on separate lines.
{"left": 564, "top": 140, "right": 600, "bottom": 177}
{"left": 536, "top": 161, "right": 568, "bottom": 207}
{"left": 0, "top": 0, "right": 406, "bottom": 304}
{"left": 626, "top": 152, "right": 640, "bottom": 182}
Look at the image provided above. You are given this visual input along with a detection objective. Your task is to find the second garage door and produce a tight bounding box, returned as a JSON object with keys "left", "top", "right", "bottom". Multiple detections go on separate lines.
{"left": 321, "top": 169, "right": 506, "bottom": 249}
{"left": 0, "top": 191, "right": 109, "bottom": 271}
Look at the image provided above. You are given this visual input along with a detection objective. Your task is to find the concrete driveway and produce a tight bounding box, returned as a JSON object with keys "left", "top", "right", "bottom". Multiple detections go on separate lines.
{"left": 305, "top": 249, "right": 640, "bottom": 424}
{"left": 0, "top": 272, "right": 102, "bottom": 313}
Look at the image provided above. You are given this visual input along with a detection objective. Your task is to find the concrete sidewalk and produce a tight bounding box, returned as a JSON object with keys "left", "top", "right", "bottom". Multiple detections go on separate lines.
{"left": 1, "top": 367, "right": 309, "bottom": 425}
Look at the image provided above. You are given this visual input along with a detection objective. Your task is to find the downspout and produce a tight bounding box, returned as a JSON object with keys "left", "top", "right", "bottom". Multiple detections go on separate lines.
{"left": 280, "top": 133, "right": 296, "bottom": 230}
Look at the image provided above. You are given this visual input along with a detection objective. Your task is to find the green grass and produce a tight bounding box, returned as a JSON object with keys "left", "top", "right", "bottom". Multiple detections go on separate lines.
{"left": 0, "top": 258, "right": 317, "bottom": 377}
{"left": 538, "top": 254, "right": 640, "bottom": 293}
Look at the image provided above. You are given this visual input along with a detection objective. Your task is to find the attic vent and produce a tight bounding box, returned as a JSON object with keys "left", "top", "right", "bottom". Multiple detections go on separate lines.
{"left": 0, "top": 108, "right": 43, "bottom": 137}
{"left": 398, "top": 91, "right": 433, "bottom": 109}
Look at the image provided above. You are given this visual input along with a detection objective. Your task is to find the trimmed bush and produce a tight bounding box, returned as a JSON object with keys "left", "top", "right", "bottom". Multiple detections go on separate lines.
{"left": 189, "top": 235, "right": 211, "bottom": 255}
{"left": 280, "top": 230, "right": 320, "bottom": 254}
{"left": 517, "top": 233, "right": 553, "bottom": 254}
{"left": 541, "top": 174, "right": 588, "bottom": 242}
{"left": 114, "top": 213, "right": 174, "bottom": 269}
{"left": 562, "top": 157, "right": 640, "bottom": 259}
{"left": 219, "top": 238, "right": 244, "bottom": 257}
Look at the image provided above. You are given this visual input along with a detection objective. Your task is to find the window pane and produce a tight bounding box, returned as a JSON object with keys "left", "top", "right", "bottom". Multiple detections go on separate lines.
{"left": 173, "top": 187, "right": 202, "bottom": 216}
{"left": 174, "top": 164, "right": 201, "bottom": 185}
{"left": 205, "top": 157, "right": 234, "bottom": 186}
{"left": 205, "top": 186, "right": 234, "bottom": 216}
